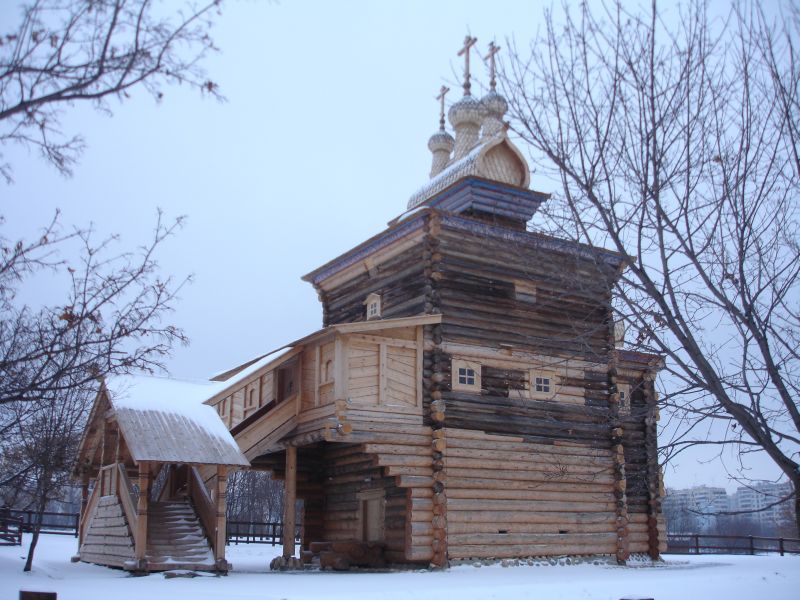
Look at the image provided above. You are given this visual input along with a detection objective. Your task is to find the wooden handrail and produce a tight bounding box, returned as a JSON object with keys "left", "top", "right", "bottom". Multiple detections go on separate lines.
{"left": 115, "top": 463, "right": 138, "bottom": 535}
{"left": 79, "top": 475, "right": 104, "bottom": 544}
{"left": 189, "top": 466, "right": 217, "bottom": 557}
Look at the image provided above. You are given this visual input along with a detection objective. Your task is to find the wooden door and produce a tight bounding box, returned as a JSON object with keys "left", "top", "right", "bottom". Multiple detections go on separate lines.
{"left": 359, "top": 490, "right": 384, "bottom": 542}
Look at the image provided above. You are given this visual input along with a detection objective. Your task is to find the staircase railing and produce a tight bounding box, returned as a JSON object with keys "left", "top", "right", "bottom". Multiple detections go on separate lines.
{"left": 115, "top": 463, "right": 139, "bottom": 538}
{"left": 79, "top": 466, "right": 106, "bottom": 545}
{"left": 150, "top": 464, "right": 173, "bottom": 502}
{"left": 189, "top": 466, "right": 218, "bottom": 558}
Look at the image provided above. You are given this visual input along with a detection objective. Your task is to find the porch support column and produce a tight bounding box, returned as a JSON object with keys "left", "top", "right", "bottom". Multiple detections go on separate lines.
{"left": 78, "top": 471, "right": 90, "bottom": 545}
{"left": 282, "top": 446, "right": 297, "bottom": 558}
{"left": 215, "top": 466, "right": 228, "bottom": 565}
{"left": 135, "top": 461, "right": 150, "bottom": 567}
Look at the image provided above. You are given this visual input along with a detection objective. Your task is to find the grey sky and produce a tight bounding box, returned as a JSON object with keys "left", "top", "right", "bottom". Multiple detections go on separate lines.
{"left": 1, "top": 0, "right": 784, "bottom": 491}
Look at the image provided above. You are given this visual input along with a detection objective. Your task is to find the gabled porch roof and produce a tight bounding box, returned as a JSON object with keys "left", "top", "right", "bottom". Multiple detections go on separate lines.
{"left": 76, "top": 375, "right": 249, "bottom": 473}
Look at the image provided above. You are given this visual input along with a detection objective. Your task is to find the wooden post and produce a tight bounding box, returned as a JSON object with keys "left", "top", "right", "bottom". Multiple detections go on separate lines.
{"left": 78, "top": 472, "right": 89, "bottom": 544}
{"left": 282, "top": 446, "right": 297, "bottom": 558}
{"left": 780, "top": 537, "right": 785, "bottom": 556}
{"left": 135, "top": 461, "right": 150, "bottom": 566}
{"left": 215, "top": 466, "right": 228, "bottom": 563}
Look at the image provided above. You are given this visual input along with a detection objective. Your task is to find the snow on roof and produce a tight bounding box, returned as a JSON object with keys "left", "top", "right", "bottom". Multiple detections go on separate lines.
{"left": 407, "top": 143, "right": 484, "bottom": 209}
{"left": 211, "top": 347, "right": 292, "bottom": 388}
{"left": 107, "top": 375, "right": 249, "bottom": 467}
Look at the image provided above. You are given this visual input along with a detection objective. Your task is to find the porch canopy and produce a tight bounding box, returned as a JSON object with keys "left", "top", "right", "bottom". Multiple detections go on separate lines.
{"left": 77, "top": 375, "right": 250, "bottom": 474}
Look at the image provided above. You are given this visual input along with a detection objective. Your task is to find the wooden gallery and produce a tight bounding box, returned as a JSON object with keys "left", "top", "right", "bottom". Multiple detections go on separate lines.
{"left": 73, "top": 41, "right": 666, "bottom": 572}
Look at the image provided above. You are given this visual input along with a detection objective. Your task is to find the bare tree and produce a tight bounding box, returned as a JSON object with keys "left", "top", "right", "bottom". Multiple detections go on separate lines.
{"left": 0, "top": 211, "right": 189, "bottom": 569}
{"left": 503, "top": 0, "right": 800, "bottom": 527}
{"left": 1, "top": 386, "right": 92, "bottom": 571}
{"left": 0, "top": 0, "right": 224, "bottom": 181}
{"left": 0, "top": 211, "right": 189, "bottom": 410}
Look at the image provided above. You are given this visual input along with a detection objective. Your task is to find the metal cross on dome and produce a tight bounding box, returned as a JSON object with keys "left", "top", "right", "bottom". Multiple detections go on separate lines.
{"left": 457, "top": 35, "right": 478, "bottom": 95}
{"left": 484, "top": 41, "right": 501, "bottom": 92}
{"left": 436, "top": 85, "right": 450, "bottom": 130}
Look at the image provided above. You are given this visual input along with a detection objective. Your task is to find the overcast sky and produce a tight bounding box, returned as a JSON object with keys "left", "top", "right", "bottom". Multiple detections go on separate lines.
{"left": 1, "top": 0, "right": 784, "bottom": 491}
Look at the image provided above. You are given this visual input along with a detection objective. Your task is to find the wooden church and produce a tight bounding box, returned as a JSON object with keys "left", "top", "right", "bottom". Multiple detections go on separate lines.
{"left": 74, "top": 38, "right": 665, "bottom": 572}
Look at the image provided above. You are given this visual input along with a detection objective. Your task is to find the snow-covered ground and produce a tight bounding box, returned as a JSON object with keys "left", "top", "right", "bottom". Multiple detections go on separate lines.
{"left": 3, "top": 534, "right": 799, "bottom": 600}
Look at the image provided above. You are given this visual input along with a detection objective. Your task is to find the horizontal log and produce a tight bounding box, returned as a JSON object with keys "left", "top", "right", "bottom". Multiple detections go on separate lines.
{"left": 448, "top": 541, "right": 617, "bottom": 559}
{"left": 445, "top": 488, "right": 613, "bottom": 502}
{"left": 448, "top": 510, "right": 616, "bottom": 525}
{"left": 446, "top": 476, "right": 613, "bottom": 494}
{"left": 448, "top": 498, "right": 617, "bottom": 513}
{"left": 448, "top": 531, "right": 616, "bottom": 547}
{"left": 447, "top": 521, "right": 614, "bottom": 535}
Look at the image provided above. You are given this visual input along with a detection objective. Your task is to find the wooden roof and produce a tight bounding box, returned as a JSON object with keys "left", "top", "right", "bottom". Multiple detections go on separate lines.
{"left": 77, "top": 376, "right": 250, "bottom": 470}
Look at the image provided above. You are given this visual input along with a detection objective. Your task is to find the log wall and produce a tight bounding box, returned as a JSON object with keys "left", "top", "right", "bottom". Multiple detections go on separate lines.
{"left": 320, "top": 244, "right": 428, "bottom": 326}
{"left": 433, "top": 218, "right": 616, "bottom": 361}
{"left": 441, "top": 428, "right": 618, "bottom": 559}
{"left": 80, "top": 495, "right": 135, "bottom": 568}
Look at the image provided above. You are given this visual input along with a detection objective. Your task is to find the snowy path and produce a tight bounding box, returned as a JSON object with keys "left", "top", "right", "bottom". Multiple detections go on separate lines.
{"left": 3, "top": 534, "right": 798, "bottom": 600}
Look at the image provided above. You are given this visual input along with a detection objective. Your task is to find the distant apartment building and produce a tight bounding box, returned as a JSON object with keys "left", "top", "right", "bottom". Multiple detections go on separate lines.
{"left": 731, "top": 481, "right": 795, "bottom": 526}
{"left": 664, "top": 481, "right": 796, "bottom": 533}
{"left": 663, "top": 486, "right": 730, "bottom": 532}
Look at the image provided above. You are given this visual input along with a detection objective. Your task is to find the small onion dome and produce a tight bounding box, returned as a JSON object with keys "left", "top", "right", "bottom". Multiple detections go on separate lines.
{"left": 449, "top": 94, "right": 485, "bottom": 160}
{"left": 428, "top": 129, "right": 455, "bottom": 178}
{"left": 448, "top": 94, "right": 485, "bottom": 129}
{"left": 481, "top": 91, "right": 508, "bottom": 139}
{"left": 428, "top": 129, "right": 455, "bottom": 153}
{"left": 481, "top": 90, "right": 508, "bottom": 119}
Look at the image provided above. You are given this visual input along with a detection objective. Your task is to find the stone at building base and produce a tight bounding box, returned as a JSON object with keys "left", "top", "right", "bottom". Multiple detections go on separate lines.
{"left": 270, "top": 555, "right": 304, "bottom": 571}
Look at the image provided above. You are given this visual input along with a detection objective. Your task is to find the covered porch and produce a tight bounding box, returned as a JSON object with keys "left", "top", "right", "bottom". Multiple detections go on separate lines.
{"left": 207, "top": 315, "right": 442, "bottom": 569}
{"left": 74, "top": 376, "right": 250, "bottom": 572}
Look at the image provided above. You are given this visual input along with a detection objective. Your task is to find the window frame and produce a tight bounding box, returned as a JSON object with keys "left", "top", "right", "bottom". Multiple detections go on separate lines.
{"left": 364, "top": 292, "right": 382, "bottom": 320}
{"left": 529, "top": 369, "right": 557, "bottom": 399}
{"left": 618, "top": 383, "right": 631, "bottom": 413}
{"left": 452, "top": 359, "right": 482, "bottom": 392}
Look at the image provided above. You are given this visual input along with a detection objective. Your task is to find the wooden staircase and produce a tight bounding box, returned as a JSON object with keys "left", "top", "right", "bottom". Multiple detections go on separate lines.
{"left": 145, "top": 499, "right": 215, "bottom": 570}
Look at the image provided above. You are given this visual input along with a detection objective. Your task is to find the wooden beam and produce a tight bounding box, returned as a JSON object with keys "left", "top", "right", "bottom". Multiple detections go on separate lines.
{"left": 215, "top": 466, "right": 228, "bottom": 563}
{"left": 135, "top": 461, "right": 150, "bottom": 565}
{"left": 282, "top": 446, "right": 298, "bottom": 558}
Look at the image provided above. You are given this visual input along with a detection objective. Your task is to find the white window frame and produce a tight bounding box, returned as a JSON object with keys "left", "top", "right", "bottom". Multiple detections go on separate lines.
{"left": 452, "top": 359, "right": 482, "bottom": 392}
{"left": 365, "top": 292, "right": 381, "bottom": 320}
{"left": 529, "top": 369, "right": 557, "bottom": 399}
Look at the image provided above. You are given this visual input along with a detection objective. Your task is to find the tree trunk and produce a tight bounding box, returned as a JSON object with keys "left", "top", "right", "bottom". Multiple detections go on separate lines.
{"left": 792, "top": 473, "right": 800, "bottom": 538}
{"left": 23, "top": 497, "right": 47, "bottom": 572}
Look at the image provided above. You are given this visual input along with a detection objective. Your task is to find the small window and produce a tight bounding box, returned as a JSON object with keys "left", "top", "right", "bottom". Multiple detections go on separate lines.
{"left": 364, "top": 292, "right": 381, "bottom": 320}
{"left": 452, "top": 359, "right": 481, "bottom": 391}
{"left": 458, "top": 366, "right": 476, "bottom": 386}
{"left": 515, "top": 280, "right": 537, "bottom": 304}
{"left": 618, "top": 384, "right": 631, "bottom": 413}
{"left": 530, "top": 370, "right": 557, "bottom": 399}
{"left": 248, "top": 388, "right": 256, "bottom": 407}
{"left": 534, "top": 375, "right": 551, "bottom": 393}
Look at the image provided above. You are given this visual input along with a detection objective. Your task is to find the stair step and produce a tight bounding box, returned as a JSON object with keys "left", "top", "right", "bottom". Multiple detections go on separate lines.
{"left": 143, "top": 499, "right": 213, "bottom": 562}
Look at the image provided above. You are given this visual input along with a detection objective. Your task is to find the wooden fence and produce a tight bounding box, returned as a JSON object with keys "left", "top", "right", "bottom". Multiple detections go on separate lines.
{"left": 226, "top": 520, "right": 302, "bottom": 545}
{"left": 667, "top": 534, "right": 800, "bottom": 556}
{"left": 6, "top": 510, "right": 80, "bottom": 537}
{"left": 0, "top": 513, "right": 23, "bottom": 546}
{"left": 1, "top": 509, "right": 301, "bottom": 547}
